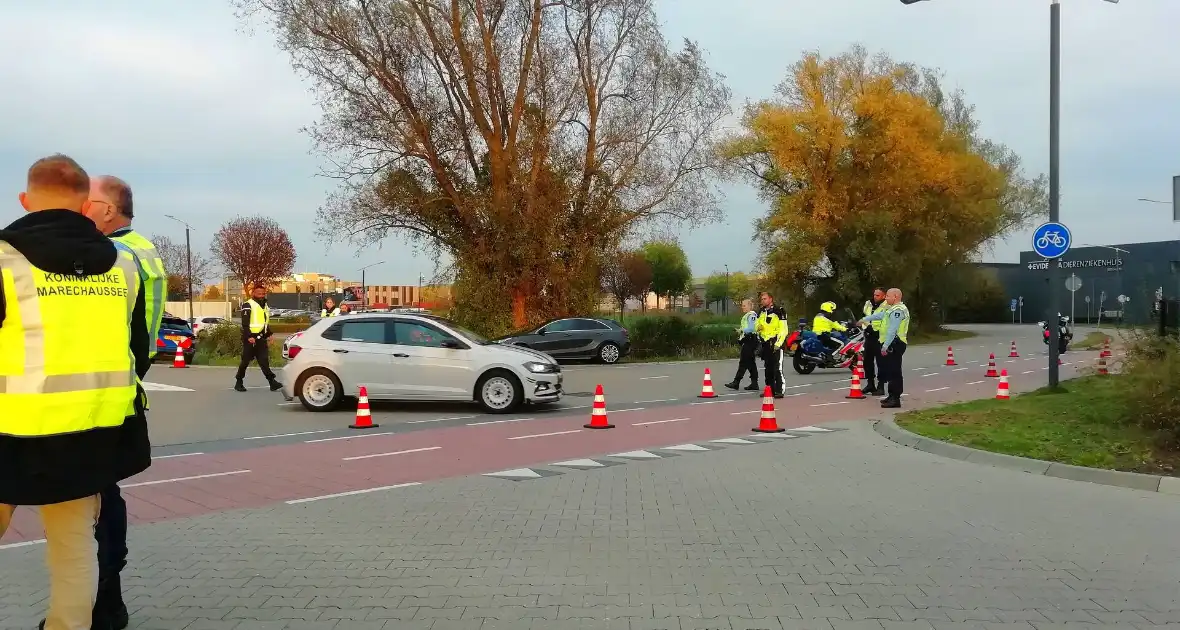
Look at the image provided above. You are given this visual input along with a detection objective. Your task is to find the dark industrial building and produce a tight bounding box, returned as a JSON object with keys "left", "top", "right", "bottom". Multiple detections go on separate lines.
{"left": 995, "top": 240, "right": 1180, "bottom": 326}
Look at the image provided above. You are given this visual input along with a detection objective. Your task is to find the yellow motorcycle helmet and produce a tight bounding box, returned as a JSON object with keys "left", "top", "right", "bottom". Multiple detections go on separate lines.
{"left": 819, "top": 301, "right": 837, "bottom": 314}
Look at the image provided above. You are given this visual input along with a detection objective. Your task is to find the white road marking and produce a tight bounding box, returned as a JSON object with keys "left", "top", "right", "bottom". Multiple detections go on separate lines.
{"left": 967, "top": 380, "right": 985, "bottom": 385}
{"left": 507, "top": 429, "right": 581, "bottom": 440}
{"left": 243, "top": 430, "right": 331, "bottom": 440}
{"left": 552, "top": 459, "right": 604, "bottom": 468}
{"left": 467, "top": 417, "right": 535, "bottom": 426}
{"left": 408, "top": 415, "right": 477, "bottom": 424}
{"left": 141, "top": 382, "right": 194, "bottom": 392}
{"left": 305, "top": 431, "right": 396, "bottom": 443}
{"left": 484, "top": 468, "right": 542, "bottom": 479}
{"left": 810, "top": 401, "right": 850, "bottom": 407}
{"left": 639, "top": 375, "right": 669, "bottom": 380}
{"left": 286, "top": 482, "right": 421, "bottom": 504}
{"left": 1022, "top": 370, "right": 1036, "bottom": 374}
{"left": 926, "top": 387, "right": 949, "bottom": 393}
{"left": 730, "top": 410, "right": 762, "bottom": 415}
{"left": 610, "top": 450, "right": 661, "bottom": 459}
{"left": 832, "top": 387, "right": 848, "bottom": 391}
{"left": 123, "top": 470, "right": 251, "bottom": 488}
{"left": 952, "top": 367, "right": 968, "bottom": 372}
{"left": 711, "top": 438, "right": 756, "bottom": 445}
{"left": 784, "top": 383, "right": 812, "bottom": 389}
{"left": 690, "top": 399, "right": 734, "bottom": 406}
{"left": 0, "top": 539, "right": 46, "bottom": 551}
{"left": 341, "top": 446, "right": 442, "bottom": 461}
{"left": 276, "top": 402, "right": 301, "bottom": 406}
{"left": 634, "top": 398, "right": 678, "bottom": 404}
{"left": 921, "top": 372, "right": 940, "bottom": 377}
{"left": 748, "top": 433, "right": 798, "bottom": 439}
{"left": 632, "top": 417, "right": 688, "bottom": 426}
{"left": 151, "top": 452, "right": 203, "bottom": 460}
{"left": 912, "top": 366, "right": 927, "bottom": 370}
{"left": 661, "top": 444, "right": 710, "bottom": 452}
{"left": 792, "top": 426, "right": 833, "bottom": 432}
{"left": 610, "top": 407, "right": 646, "bottom": 413}
{"left": 561, "top": 405, "right": 590, "bottom": 410}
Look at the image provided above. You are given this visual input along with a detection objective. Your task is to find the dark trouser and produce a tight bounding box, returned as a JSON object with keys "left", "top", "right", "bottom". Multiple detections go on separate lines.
{"left": 761, "top": 341, "right": 784, "bottom": 395}
{"left": 733, "top": 336, "right": 760, "bottom": 386}
{"left": 94, "top": 483, "right": 128, "bottom": 620}
{"left": 863, "top": 332, "right": 882, "bottom": 387}
{"left": 879, "top": 339, "right": 908, "bottom": 400}
{"left": 818, "top": 332, "right": 842, "bottom": 354}
{"left": 236, "top": 339, "right": 276, "bottom": 381}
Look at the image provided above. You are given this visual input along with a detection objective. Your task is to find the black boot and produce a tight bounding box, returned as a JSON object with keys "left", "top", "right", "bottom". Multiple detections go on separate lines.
{"left": 234, "top": 379, "right": 247, "bottom": 392}
{"left": 723, "top": 381, "right": 739, "bottom": 391}
{"left": 93, "top": 575, "right": 129, "bottom": 630}
{"left": 744, "top": 383, "right": 760, "bottom": 391}
{"left": 880, "top": 397, "right": 901, "bottom": 409}
{"left": 268, "top": 378, "right": 283, "bottom": 392}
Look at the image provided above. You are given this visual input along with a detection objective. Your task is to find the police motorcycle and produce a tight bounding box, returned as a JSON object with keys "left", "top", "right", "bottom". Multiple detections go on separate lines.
{"left": 783, "top": 317, "right": 810, "bottom": 357}
{"left": 792, "top": 308, "right": 865, "bottom": 375}
{"left": 1038, "top": 313, "right": 1073, "bottom": 353}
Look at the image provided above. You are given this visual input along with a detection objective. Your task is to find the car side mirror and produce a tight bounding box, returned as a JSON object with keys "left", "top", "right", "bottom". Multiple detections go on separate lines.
{"left": 535, "top": 328, "right": 546, "bottom": 335}
{"left": 440, "top": 339, "right": 463, "bottom": 349}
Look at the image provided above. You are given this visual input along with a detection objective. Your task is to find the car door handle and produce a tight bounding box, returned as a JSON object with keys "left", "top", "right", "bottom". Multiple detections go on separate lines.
{"left": 333, "top": 349, "right": 349, "bottom": 353}
{"left": 392, "top": 353, "right": 410, "bottom": 358}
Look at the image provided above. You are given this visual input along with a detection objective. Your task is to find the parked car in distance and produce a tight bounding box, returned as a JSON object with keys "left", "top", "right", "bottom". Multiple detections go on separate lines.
{"left": 190, "top": 316, "right": 226, "bottom": 335}
{"left": 493, "top": 317, "right": 630, "bottom": 364}
{"left": 280, "top": 313, "right": 563, "bottom": 414}
{"left": 155, "top": 313, "right": 196, "bottom": 363}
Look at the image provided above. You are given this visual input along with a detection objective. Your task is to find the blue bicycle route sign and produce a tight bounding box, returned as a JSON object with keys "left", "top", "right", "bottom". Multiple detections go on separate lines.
{"left": 1010, "top": 298, "right": 1018, "bottom": 312}
{"left": 1032, "top": 221, "right": 1072, "bottom": 259}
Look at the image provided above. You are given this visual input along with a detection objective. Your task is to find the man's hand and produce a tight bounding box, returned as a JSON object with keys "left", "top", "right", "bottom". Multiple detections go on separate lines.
{"left": 880, "top": 347, "right": 888, "bottom": 357}
{"left": 248, "top": 337, "right": 256, "bottom": 345}
{"left": 857, "top": 320, "right": 868, "bottom": 327}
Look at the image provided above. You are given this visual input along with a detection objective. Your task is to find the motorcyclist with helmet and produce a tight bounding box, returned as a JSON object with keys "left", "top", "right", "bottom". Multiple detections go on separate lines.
{"left": 812, "top": 301, "right": 847, "bottom": 361}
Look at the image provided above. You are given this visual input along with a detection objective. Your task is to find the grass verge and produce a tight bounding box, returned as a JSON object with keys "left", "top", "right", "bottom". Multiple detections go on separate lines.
{"left": 623, "top": 345, "right": 741, "bottom": 364}
{"left": 1074, "top": 330, "right": 1112, "bottom": 351}
{"left": 895, "top": 375, "right": 1178, "bottom": 477}
{"left": 193, "top": 343, "right": 287, "bottom": 368}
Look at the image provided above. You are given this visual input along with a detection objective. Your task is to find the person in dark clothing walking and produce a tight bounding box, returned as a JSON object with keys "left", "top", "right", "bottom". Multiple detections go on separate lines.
{"left": 724, "top": 310, "right": 761, "bottom": 391}
{"left": 234, "top": 284, "right": 282, "bottom": 392}
{"left": 861, "top": 287, "right": 887, "bottom": 396}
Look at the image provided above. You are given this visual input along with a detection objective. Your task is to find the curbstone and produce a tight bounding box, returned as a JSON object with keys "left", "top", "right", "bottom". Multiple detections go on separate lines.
{"left": 873, "top": 416, "right": 1175, "bottom": 495}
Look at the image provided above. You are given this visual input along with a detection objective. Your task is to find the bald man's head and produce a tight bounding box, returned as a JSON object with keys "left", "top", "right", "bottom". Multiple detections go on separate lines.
{"left": 19, "top": 154, "right": 91, "bottom": 213}
{"left": 886, "top": 288, "right": 903, "bottom": 305}
{"left": 86, "top": 175, "right": 134, "bottom": 235}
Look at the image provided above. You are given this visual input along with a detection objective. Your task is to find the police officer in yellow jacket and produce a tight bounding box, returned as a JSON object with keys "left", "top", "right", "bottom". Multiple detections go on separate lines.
{"left": 84, "top": 174, "right": 165, "bottom": 629}
{"left": 859, "top": 288, "right": 910, "bottom": 409}
{"left": 755, "top": 291, "right": 788, "bottom": 398}
{"left": 0, "top": 155, "right": 151, "bottom": 630}
{"left": 812, "top": 301, "right": 847, "bottom": 360}
{"left": 235, "top": 284, "right": 282, "bottom": 393}
{"left": 320, "top": 296, "right": 341, "bottom": 318}
{"left": 861, "top": 288, "right": 887, "bottom": 395}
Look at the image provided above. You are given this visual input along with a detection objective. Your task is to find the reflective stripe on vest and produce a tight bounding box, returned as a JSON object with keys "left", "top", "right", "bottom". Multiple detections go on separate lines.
{"left": 112, "top": 230, "right": 166, "bottom": 358}
{"left": 863, "top": 300, "right": 886, "bottom": 332}
{"left": 890, "top": 303, "right": 911, "bottom": 344}
{"left": 246, "top": 299, "right": 270, "bottom": 334}
{"left": 0, "top": 242, "right": 138, "bottom": 437}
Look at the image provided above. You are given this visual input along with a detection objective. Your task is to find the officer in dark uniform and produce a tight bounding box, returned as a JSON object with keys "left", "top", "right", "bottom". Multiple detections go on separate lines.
{"left": 234, "top": 284, "right": 282, "bottom": 393}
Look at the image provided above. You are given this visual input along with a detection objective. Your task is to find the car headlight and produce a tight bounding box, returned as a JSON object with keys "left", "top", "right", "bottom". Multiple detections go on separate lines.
{"left": 523, "top": 361, "right": 558, "bottom": 374}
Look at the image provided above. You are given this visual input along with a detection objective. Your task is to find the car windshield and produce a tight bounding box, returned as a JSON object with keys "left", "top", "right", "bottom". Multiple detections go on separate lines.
{"left": 420, "top": 316, "right": 489, "bottom": 345}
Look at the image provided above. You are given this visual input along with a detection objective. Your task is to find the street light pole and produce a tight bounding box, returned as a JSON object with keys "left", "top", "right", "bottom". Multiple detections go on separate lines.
{"left": 724, "top": 265, "right": 729, "bottom": 316}
{"left": 164, "top": 214, "right": 195, "bottom": 324}
{"left": 1047, "top": 0, "right": 1062, "bottom": 387}
{"left": 358, "top": 261, "right": 385, "bottom": 309}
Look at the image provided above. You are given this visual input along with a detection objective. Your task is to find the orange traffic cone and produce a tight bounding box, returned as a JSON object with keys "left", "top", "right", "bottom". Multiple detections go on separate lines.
{"left": 584, "top": 384, "right": 614, "bottom": 429}
{"left": 1101, "top": 338, "right": 1111, "bottom": 358}
{"left": 846, "top": 366, "right": 864, "bottom": 399}
{"left": 984, "top": 353, "right": 999, "bottom": 378}
{"left": 995, "top": 370, "right": 1010, "bottom": 400}
{"left": 856, "top": 354, "right": 865, "bottom": 378}
{"left": 171, "top": 343, "right": 187, "bottom": 369}
{"left": 945, "top": 346, "right": 957, "bottom": 366}
{"left": 349, "top": 386, "right": 380, "bottom": 429}
{"left": 1096, "top": 353, "right": 1108, "bottom": 376}
{"left": 1008, "top": 340, "right": 1020, "bottom": 358}
{"left": 752, "top": 386, "right": 785, "bottom": 433}
{"left": 698, "top": 368, "right": 716, "bottom": 398}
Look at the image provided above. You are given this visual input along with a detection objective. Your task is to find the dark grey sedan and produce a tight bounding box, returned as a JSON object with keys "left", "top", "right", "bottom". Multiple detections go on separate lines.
{"left": 494, "top": 317, "right": 631, "bottom": 364}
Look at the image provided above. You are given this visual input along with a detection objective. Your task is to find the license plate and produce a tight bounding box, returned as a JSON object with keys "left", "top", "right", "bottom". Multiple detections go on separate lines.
{"left": 166, "top": 335, "right": 184, "bottom": 344}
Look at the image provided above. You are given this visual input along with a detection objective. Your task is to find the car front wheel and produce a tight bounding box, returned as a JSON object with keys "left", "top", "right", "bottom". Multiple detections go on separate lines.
{"left": 296, "top": 368, "right": 344, "bottom": 412}
{"left": 476, "top": 370, "right": 523, "bottom": 414}
{"left": 597, "top": 342, "right": 622, "bottom": 364}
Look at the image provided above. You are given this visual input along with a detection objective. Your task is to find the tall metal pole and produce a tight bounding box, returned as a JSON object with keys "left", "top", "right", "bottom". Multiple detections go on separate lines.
{"left": 185, "top": 226, "right": 195, "bottom": 323}
{"left": 1047, "top": 0, "right": 1062, "bottom": 387}
{"left": 361, "top": 269, "right": 366, "bottom": 308}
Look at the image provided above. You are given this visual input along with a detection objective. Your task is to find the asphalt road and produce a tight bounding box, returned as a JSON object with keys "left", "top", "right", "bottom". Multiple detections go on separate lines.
{"left": 141, "top": 323, "right": 1090, "bottom": 455}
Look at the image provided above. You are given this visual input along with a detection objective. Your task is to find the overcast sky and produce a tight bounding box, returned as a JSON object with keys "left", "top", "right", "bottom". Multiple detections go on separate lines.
{"left": 2, "top": 0, "right": 1177, "bottom": 285}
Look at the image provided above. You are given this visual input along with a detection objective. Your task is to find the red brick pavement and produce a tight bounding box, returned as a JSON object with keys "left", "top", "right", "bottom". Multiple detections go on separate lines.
{"left": 0, "top": 354, "right": 1094, "bottom": 545}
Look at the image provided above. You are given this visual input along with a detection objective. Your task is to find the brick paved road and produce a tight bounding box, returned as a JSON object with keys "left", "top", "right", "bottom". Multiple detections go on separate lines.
{"left": 2, "top": 420, "right": 1177, "bottom": 630}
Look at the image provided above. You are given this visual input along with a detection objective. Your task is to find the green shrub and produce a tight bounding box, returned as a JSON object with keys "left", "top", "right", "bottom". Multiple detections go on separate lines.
{"left": 196, "top": 323, "right": 244, "bottom": 357}
{"left": 627, "top": 315, "right": 737, "bottom": 359}
{"left": 270, "top": 322, "right": 310, "bottom": 334}
{"left": 1117, "top": 329, "right": 1180, "bottom": 447}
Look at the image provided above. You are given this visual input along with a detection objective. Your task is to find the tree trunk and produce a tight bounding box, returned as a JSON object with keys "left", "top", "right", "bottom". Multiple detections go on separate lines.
{"left": 512, "top": 288, "right": 528, "bottom": 329}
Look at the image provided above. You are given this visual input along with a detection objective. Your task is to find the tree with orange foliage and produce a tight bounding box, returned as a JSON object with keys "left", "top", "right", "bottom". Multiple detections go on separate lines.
{"left": 211, "top": 216, "right": 296, "bottom": 292}
{"left": 721, "top": 46, "right": 1046, "bottom": 326}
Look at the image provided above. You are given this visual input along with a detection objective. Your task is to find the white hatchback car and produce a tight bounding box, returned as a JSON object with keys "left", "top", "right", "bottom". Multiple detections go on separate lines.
{"left": 280, "top": 313, "right": 563, "bottom": 413}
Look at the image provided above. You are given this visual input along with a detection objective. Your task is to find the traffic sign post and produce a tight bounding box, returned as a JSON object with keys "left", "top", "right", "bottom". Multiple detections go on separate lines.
{"left": 1018, "top": 296, "right": 1023, "bottom": 324}
{"left": 1065, "top": 273, "right": 1081, "bottom": 326}
{"left": 1033, "top": 222, "right": 1071, "bottom": 387}
{"left": 1010, "top": 298, "right": 1018, "bottom": 323}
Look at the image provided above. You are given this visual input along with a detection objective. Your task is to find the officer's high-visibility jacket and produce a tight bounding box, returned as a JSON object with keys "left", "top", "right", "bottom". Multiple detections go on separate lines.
{"left": 245, "top": 298, "right": 271, "bottom": 335}
{"left": 755, "top": 307, "right": 788, "bottom": 348}
{"left": 863, "top": 300, "right": 887, "bottom": 333}
{"left": 812, "top": 313, "right": 847, "bottom": 335}
{"left": 863, "top": 302, "right": 910, "bottom": 347}
{"left": 321, "top": 307, "right": 340, "bottom": 318}
{"left": 111, "top": 228, "right": 166, "bottom": 358}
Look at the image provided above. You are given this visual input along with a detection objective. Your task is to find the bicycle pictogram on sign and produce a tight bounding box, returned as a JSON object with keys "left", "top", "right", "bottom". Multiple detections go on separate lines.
{"left": 1031, "top": 222, "right": 1071, "bottom": 259}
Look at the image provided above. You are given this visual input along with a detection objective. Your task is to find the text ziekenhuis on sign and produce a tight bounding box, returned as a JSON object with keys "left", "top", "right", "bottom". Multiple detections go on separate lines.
{"left": 1027, "top": 258, "right": 1122, "bottom": 271}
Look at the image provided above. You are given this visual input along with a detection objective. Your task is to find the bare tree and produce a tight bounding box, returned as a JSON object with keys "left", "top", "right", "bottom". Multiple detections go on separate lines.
{"left": 210, "top": 217, "right": 297, "bottom": 291}
{"left": 151, "top": 234, "right": 217, "bottom": 298}
{"left": 600, "top": 249, "right": 651, "bottom": 314}
{"left": 235, "top": 0, "right": 731, "bottom": 333}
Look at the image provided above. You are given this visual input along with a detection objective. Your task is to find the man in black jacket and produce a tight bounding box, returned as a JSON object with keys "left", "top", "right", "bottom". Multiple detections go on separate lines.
{"left": 234, "top": 284, "right": 282, "bottom": 392}
{"left": 0, "top": 154, "right": 151, "bottom": 630}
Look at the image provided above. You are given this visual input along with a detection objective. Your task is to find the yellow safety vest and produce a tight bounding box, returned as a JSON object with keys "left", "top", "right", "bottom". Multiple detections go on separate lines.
{"left": 755, "top": 309, "right": 787, "bottom": 347}
{"left": 321, "top": 307, "right": 340, "bottom": 318}
{"left": 245, "top": 299, "right": 270, "bottom": 334}
{"left": 0, "top": 242, "right": 139, "bottom": 437}
{"left": 888, "top": 302, "right": 911, "bottom": 344}
{"left": 112, "top": 230, "right": 167, "bottom": 358}
{"left": 863, "top": 300, "right": 886, "bottom": 333}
